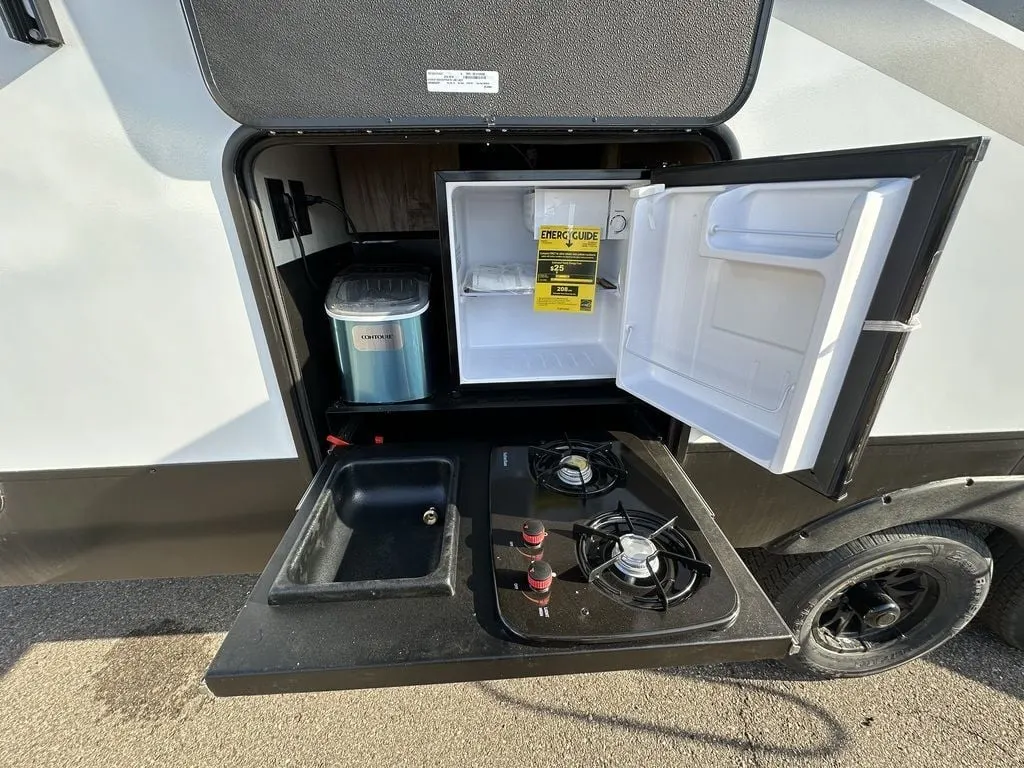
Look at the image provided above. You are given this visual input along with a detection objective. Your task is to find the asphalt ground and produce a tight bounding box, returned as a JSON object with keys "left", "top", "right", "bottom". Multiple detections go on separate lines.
{"left": 0, "top": 574, "right": 1021, "bottom": 767}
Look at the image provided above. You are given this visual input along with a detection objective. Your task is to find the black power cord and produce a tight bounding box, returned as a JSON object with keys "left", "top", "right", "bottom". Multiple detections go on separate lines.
{"left": 283, "top": 191, "right": 320, "bottom": 292}
{"left": 304, "top": 194, "right": 359, "bottom": 238}
{"left": 281, "top": 191, "right": 361, "bottom": 294}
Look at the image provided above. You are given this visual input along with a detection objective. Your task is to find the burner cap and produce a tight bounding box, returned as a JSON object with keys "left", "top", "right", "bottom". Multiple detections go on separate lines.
{"left": 557, "top": 455, "right": 593, "bottom": 486}
{"left": 614, "top": 533, "right": 661, "bottom": 579}
{"left": 528, "top": 439, "right": 626, "bottom": 498}
{"left": 572, "top": 504, "right": 711, "bottom": 611}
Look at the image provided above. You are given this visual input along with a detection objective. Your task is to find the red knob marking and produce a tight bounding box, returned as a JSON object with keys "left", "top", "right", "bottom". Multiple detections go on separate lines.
{"left": 527, "top": 561, "right": 553, "bottom": 592}
{"left": 521, "top": 519, "right": 546, "bottom": 547}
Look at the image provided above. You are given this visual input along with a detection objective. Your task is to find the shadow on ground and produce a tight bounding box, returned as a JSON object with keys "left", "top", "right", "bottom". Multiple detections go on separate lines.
{"left": 476, "top": 674, "right": 850, "bottom": 758}
{"left": 0, "top": 574, "right": 257, "bottom": 678}
{"left": 658, "top": 625, "right": 1024, "bottom": 701}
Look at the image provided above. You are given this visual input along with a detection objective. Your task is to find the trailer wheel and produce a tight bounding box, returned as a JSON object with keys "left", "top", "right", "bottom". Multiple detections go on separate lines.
{"left": 752, "top": 522, "right": 992, "bottom": 678}
{"left": 981, "top": 530, "right": 1024, "bottom": 649}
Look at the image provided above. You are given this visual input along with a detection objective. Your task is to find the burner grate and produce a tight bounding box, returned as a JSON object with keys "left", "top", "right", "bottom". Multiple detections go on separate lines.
{"left": 528, "top": 438, "right": 627, "bottom": 499}
{"left": 573, "top": 503, "right": 712, "bottom": 611}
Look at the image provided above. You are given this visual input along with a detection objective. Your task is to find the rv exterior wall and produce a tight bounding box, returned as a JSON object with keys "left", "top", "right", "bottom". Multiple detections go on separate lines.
{"left": 0, "top": 1, "right": 296, "bottom": 472}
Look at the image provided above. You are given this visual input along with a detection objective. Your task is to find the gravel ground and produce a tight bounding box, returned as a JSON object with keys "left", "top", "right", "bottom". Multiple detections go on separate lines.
{"left": 0, "top": 574, "right": 1021, "bottom": 767}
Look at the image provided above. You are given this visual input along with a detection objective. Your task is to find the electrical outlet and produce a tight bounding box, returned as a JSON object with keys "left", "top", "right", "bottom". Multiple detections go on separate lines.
{"left": 288, "top": 180, "right": 313, "bottom": 236}
{"left": 266, "top": 178, "right": 293, "bottom": 241}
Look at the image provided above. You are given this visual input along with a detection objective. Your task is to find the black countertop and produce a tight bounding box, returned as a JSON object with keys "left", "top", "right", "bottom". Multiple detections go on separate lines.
{"left": 205, "top": 437, "right": 793, "bottom": 696}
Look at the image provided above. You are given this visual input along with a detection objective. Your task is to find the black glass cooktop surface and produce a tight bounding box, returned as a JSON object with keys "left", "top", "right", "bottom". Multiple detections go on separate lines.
{"left": 490, "top": 436, "right": 740, "bottom": 644}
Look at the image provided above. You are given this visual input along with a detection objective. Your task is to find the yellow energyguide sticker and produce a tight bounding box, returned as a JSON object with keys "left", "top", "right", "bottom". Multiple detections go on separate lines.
{"left": 533, "top": 225, "right": 601, "bottom": 313}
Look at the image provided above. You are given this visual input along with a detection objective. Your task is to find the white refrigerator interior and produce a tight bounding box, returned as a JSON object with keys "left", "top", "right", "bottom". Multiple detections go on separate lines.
{"left": 445, "top": 180, "right": 641, "bottom": 386}
{"left": 445, "top": 176, "right": 914, "bottom": 475}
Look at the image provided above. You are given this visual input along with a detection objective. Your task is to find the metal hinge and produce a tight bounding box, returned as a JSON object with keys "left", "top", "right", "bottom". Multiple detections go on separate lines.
{"left": 628, "top": 183, "right": 665, "bottom": 199}
{"left": 862, "top": 316, "right": 921, "bottom": 333}
{"left": 1, "top": 0, "right": 62, "bottom": 47}
{"left": 975, "top": 138, "right": 990, "bottom": 163}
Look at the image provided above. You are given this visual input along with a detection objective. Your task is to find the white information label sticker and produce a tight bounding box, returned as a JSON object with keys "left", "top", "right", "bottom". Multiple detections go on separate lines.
{"left": 426, "top": 69, "right": 499, "bottom": 94}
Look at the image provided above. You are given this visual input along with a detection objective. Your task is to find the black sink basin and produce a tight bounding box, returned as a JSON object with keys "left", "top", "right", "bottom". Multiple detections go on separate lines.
{"left": 268, "top": 456, "right": 459, "bottom": 604}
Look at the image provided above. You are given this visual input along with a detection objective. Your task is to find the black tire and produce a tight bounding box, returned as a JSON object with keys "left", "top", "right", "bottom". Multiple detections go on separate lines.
{"left": 750, "top": 522, "right": 992, "bottom": 678}
{"left": 981, "top": 529, "right": 1024, "bottom": 649}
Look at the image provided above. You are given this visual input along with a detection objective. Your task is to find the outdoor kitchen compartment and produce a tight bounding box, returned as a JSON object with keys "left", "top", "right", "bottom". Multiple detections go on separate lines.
{"left": 179, "top": 0, "right": 987, "bottom": 698}
{"left": 207, "top": 134, "right": 983, "bottom": 695}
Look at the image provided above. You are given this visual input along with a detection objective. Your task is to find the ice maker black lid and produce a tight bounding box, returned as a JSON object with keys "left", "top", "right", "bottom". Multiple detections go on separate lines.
{"left": 181, "top": 0, "right": 774, "bottom": 129}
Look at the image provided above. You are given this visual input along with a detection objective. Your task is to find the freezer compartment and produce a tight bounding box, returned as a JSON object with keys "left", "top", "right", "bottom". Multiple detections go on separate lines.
{"left": 443, "top": 177, "right": 641, "bottom": 385}
{"left": 268, "top": 456, "right": 459, "bottom": 604}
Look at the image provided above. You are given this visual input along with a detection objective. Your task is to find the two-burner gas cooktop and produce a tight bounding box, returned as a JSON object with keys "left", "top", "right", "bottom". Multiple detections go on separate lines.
{"left": 490, "top": 435, "right": 741, "bottom": 644}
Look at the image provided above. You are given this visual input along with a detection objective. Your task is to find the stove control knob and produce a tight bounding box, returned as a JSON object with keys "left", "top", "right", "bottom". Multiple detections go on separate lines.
{"left": 521, "top": 519, "right": 547, "bottom": 548}
{"left": 527, "top": 560, "right": 553, "bottom": 593}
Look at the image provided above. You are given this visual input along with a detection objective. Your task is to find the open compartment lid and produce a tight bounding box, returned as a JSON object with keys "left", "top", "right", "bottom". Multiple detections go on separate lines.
{"left": 180, "top": 0, "right": 773, "bottom": 129}
{"left": 616, "top": 138, "right": 986, "bottom": 499}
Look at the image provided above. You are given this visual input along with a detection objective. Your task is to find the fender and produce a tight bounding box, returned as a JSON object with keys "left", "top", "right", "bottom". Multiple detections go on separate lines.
{"left": 769, "top": 475, "right": 1024, "bottom": 555}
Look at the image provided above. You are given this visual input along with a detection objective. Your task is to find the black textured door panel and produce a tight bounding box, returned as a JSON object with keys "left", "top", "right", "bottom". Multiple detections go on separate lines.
{"left": 181, "top": 0, "right": 772, "bottom": 128}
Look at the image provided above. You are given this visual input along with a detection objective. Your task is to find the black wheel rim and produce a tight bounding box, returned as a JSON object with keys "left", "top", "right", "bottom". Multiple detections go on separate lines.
{"left": 812, "top": 567, "right": 940, "bottom": 653}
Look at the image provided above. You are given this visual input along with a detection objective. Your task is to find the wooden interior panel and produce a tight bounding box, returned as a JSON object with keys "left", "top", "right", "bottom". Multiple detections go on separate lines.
{"left": 332, "top": 140, "right": 713, "bottom": 233}
{"left": 333, "top": 144, "right": 460, "bottom": 232}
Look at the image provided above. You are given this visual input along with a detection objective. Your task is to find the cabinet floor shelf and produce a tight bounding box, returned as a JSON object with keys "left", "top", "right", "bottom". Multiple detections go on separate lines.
{"left": 327, "top": 387, "right": 632, "bottom": 416}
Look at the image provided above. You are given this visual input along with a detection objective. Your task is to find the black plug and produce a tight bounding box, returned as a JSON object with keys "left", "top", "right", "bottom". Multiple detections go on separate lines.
{"left": 287, "top": 180, "right": 313, "bottom": 236}
{"left": 265, "top": 178, "right": 293, "bottom": 240}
